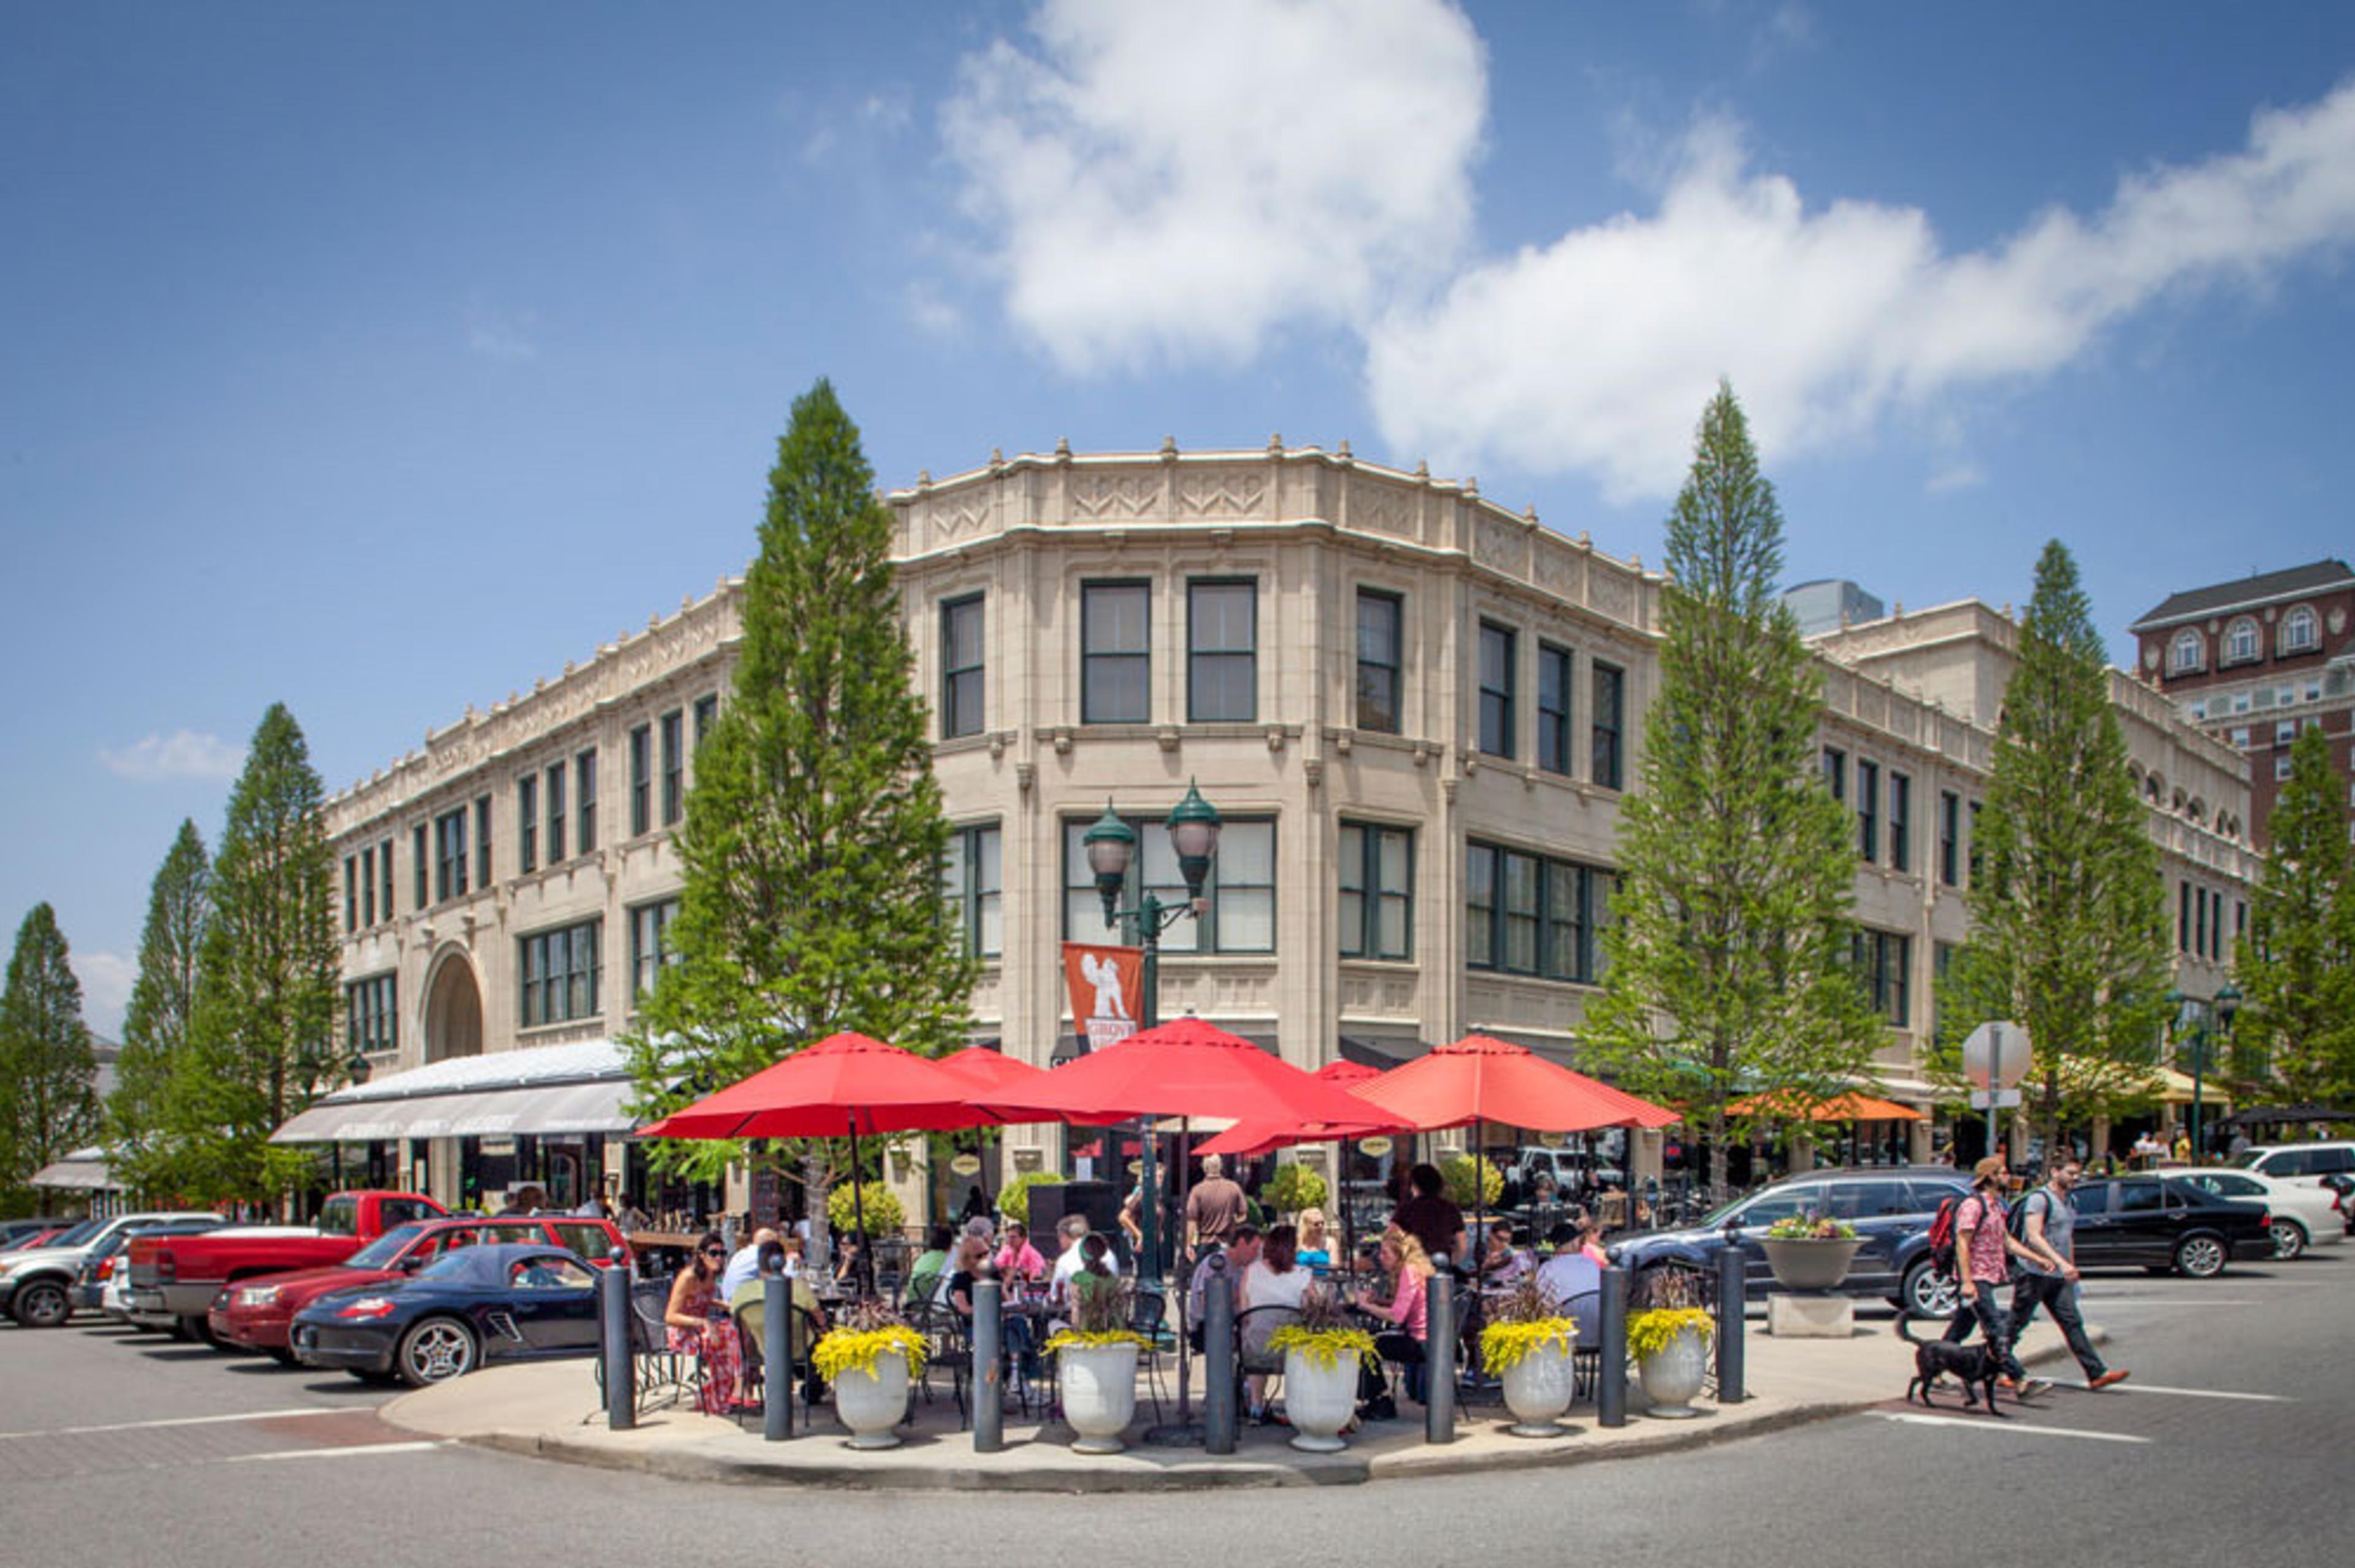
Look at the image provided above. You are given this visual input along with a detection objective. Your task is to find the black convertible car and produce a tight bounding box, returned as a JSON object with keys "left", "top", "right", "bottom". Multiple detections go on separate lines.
{"left": 290, "top": 1241, "right": 603, "bottom": 1386}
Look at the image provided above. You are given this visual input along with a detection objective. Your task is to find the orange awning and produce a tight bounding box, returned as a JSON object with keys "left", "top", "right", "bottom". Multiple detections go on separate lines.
{"left": 1726, "top": 1090, "right": 1925, "bottom": 1123}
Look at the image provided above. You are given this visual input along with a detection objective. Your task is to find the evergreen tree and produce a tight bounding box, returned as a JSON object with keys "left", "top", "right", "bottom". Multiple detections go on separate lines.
{"left": 108, "top": 820, "right": 211, "bottom": 1199}
{"left": 0, "top": 903, "right": 101, "bottom": 1199}
{"left": 2237, "top": 722, "right": 2355, "bottom": 1103}
{"left": 1585, "top": 382, "right": 1879, "bottom": 1194}
{"left": 170, "top": 705, "right": 339, "bottom": 1206}
{"left": 1944, "top": 542, "right": 2172, "bottom": 1148}
{"left": 625, "top": 379, "right": 975, "bottom": 1193}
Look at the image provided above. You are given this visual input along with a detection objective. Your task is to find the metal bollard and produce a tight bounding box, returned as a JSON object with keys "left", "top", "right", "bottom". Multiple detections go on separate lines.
{"left": 763, "top": 1273, "right": 792, "bottom": 1441}
{"left": 1204, "top": 1258, "right": 1238, "bottom": 1453}
{"left": 1715, "top": 1246, "right": 1745, "bottom": 1404}
{"left": 600, "top": 1248, "right": 634, "bottom": 1432}
{"left": 1598, "top": 1265, "right": 1628, "bottom": 1428}
{"left": 1425, "top": 1255, "right": 1456, "bottom": 1444}
{"left": 973, "top": 1279, "right": 1004, "bottom": 1453}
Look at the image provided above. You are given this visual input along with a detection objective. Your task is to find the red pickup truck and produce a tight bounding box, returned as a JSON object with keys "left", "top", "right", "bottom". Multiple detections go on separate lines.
{"left": 126, "top": 1191, "right": 446, "bottom": 1342}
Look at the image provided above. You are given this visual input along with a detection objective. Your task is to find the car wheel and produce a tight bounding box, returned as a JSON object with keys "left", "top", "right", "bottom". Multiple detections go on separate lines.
{"left": 11, "top": 1279, "right": 72, "bottom": 1329}
{"left": 1901, "top": 1260, "right": 1959, "bottom": 1319}
{"left": 396, "top": 1317, "right": 478, "bottom": 1386}
{"left": 2174, "top": 1233, "right": 2228, "bottom": 1279}
{"left": 2270, "top": 1219, "right": 2308, "bottom": 1261}
{"left": 266, "top": 1346, "right": 301, "bottom": 1367}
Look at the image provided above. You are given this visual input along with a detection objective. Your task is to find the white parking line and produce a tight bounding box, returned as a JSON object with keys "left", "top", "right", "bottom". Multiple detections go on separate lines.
{"left": 0, "top": 1408, "right": 345, "bottom": 1440}
{"left": 1875, "top": 1412, "right": 2151, "bottom": 1444}
{"left": 224, "top": 1441, "right": 445, "bottom": 1463}
{"left": 2074, "top": 1382, "right": 2292, "bottom": 1402}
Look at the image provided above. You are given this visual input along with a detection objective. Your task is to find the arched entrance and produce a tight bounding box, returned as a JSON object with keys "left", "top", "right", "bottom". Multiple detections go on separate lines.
{"left": 423, "top": 952, "right": 483, "bottom": 1063}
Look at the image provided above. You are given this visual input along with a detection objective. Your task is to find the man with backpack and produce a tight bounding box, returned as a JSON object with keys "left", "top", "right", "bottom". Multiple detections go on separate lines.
{"left": 2010, "top": 1155, "right": 2129, "bottom": 1390}
{"left": 1936, "top": 1155, "right": 2048, "bottom": 1396}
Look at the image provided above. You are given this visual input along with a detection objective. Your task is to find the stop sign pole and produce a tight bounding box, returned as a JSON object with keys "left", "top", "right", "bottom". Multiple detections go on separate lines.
{"left": 1960, "top": 1022, "right": 2032, "bottom": 1164}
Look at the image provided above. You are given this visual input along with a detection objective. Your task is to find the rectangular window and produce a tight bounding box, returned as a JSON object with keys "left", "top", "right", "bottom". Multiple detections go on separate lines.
{"left": 627, "top": 899, "right": 680, "bottom": 1004}
{"left": 380, "top": 840, "right": 394, "bottom": 922}
{"left": 1856, "top": 759, "right": 1880, "bottom": 860}
{"left": 2275, "top": 755, "right": 2294, "bottom": 781}
{"left": 1356, "top": 589, "right": 1403, "bottom": 733}
{"left": 1938, "top": 790, "right": 1960, "bottom": 885}
{"left": 1823, "top": 747, "right": 1847, "bottom": 802}
{"left": 941, "top": 594, "right": 986, "bottom": 739}
{"left": 2276, "top": 719, "right": 2297, "bottom": 746}
{"left": 940, "top": 823, "right": 1004, "bottom": 959}
{"left": 1888, "top": 772, "right": 1911, "bottom": 873}
{"left": 692, "top": 692, "right": 719, "bottom": 749}
{"left": 413, "top": 824, "right": 427, "bottom": 911}
{"left": 1187, "top": 579, "right": 1257, "bottom": 722}
{"left": 1536, "top": 643, "right": 1574, "bottom": 775}
{"left": 659, "top": 713, "right": 683, "bottom": 825}
{"left": 361, "top": 845, "right": 377, "bottom": 927}
{"left": 1081, "top": 582, "right": 1151, "bottom": 724}
{"left": 576, "top": 749, "right": 599, "bottom": 854}
{"left": 475, "top": 795, "right": 492, "bottom": 888}
{"left": 2194, "top": 884, "right": 2208, "bottom": 957}
{"left": 344, "top": 974, "right": 397, "bottom": 1058}
{"left": 1464, "top": 840, "right": 1610, "bottom": 982}
{"left": 546, "top": 763, "right": 567, "bottom": 863}
{"left": 1966, "top": 801, "right": 1982, "bottom": 887}
{"left": 1591, "top": 662, "right": 1625, "bottom": 789}
{"left": 2179, "top": 880, "right": 2192, "bottom": 953}
{"left": 629, "top": 724, "right": 652, "bottom": 836}
{"left": 1852, "top": 931, "right": 1911, "bottom": 1026}
{"left": 518, "top": 775, "right": 538, "bottom": 874}
{"left": 343, "top": 857, "right": 358, "bottom": 934}
{"left": 433, "top": 808, "right": 469, "bottom": 903}
{"left": 1339, "top": 822, "right": 1414, "bottom": 961}
{"left": 1477, "top": 622, "right": 1516, "bottom": 758}
{"left": 1061, "top": 816, "right": 1274, "bottom": 952}
{"left": 518, "top": 918, "right": 602, "bottom": 1029}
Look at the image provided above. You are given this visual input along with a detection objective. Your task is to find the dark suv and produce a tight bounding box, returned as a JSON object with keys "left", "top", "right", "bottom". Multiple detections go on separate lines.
{"left": 1608, "top": 1166, "right": 1972, "bottom": 1317}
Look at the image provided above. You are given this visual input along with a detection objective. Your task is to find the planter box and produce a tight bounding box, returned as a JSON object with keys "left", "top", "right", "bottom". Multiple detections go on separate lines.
{"left": 1761, "top": 1236, "right": 1863, "bottom": 1291}
{"left": 1060, "top": 1341, "right": 1139, "bottom": 1454}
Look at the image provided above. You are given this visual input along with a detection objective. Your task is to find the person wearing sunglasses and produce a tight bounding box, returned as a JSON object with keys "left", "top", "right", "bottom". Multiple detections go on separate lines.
{"left": 664, "top": 1229, "right": 748, "bottom": 1415}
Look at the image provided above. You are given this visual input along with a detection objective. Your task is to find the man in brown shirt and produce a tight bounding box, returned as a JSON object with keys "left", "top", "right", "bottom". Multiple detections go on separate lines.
{"left": 1184, "top": 1153, "right": 1248, "bottom": 1258}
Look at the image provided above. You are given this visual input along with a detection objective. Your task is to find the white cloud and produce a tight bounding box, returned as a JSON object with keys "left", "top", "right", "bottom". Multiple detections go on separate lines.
{"left": 943, "top": 0, "right": 1487, "bottom": 375}
{"left": 98, "top": 729, "right": 244, "bottom": 782}
{"left": 1366, "top": 79, "right": 2355, "bottom": 500}
{"left": 467, "top": 305, "right": 539, "bottom": 362}
{"left": 1925, "top": 461, "right": 1985, "bottom": 495}
{"left": 906, "top": 279, "right": 964, "bottom": 337}
{"left": 74, "top": 951, "right": 135, "bottom": 1039}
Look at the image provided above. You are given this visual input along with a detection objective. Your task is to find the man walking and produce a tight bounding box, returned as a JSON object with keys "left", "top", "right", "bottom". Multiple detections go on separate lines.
{"left": 2009, "top": 1155, "right": 2129, "bottom": 1390}
{"left": 1942, "top": 1155, "right": 2047, "bottom": 1397}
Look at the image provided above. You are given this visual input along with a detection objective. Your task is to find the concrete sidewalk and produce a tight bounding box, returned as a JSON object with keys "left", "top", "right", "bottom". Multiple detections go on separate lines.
{"left": 381, "top": 1315, "right": 2104, "bottom": 1492}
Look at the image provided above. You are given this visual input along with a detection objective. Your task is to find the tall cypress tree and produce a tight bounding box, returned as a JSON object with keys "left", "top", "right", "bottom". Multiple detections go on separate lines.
{"left": 0, "top": 903, "right": 100, "bottom": 1201}
{"left": 1585, "top": 382, "right": 1878, "bottom": 1193}
{"left": 626, "top": 379, "right": 975, "bottom": 1192}
{"left": 108, "top": 819, "right": 212, "bottom": 1199}
{"left": 171, "top": 705, "right": 339, "bottom": 1206}
{"left": 2237, "top": 723, "right": 2355, "bottom": 1103}
{"left": 1945, "top": 541, "right": 2172, "bottom": 1148}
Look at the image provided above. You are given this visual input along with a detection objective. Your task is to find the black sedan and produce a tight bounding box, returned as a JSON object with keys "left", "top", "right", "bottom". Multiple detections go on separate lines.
{"left": 2069, "top": 1175, "right": 2273, "bottom": 1277}
{"left": 290, "top": 1242, "right": 603, "bottom": 1386}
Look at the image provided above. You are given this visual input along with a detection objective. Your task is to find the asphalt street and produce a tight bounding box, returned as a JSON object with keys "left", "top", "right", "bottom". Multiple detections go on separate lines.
{"left": 2, "top": 1255, "right": 2343, "bottom": 1567}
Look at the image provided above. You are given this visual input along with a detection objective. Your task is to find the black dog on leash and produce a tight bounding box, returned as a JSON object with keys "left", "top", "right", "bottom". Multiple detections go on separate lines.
{"left": 1896, "top": 1312, "right": 2007, "bottom": 1417}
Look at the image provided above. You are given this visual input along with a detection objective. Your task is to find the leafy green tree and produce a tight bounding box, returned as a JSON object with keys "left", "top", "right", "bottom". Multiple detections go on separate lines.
{"left": 0, "top": 903, "right": 101, "bottom": 1201}
{"left": 625, "top": 380, "right": 975, "bottom": 1211}
{"left": 107, "top": 820, "right": 211, "bottom": 1199}
{"left": 169, "top": 705, "right": 340, "bottom": 1206}
{"left": 1943, "top": 542, "right": 2172, "bottom": 1149}
{"left": 1585, "top": 382, "right": 1878, "bottom": 1193}
{"left": 2236, "top": 722, "right": 2355, "bottom": 1103}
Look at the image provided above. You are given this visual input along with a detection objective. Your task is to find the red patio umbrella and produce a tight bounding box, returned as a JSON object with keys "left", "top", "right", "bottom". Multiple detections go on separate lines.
{"left": 933, "top": 1044, "right": 1053, "bottom": 1096}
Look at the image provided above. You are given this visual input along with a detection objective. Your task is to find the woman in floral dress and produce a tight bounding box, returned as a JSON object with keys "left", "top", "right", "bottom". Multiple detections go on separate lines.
{"left": 664, "top": 1230, "right": 746, "bottom": 1414}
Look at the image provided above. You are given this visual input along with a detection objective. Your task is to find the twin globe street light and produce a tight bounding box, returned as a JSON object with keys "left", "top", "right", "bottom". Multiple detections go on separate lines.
{"left": 2166, "top": 981, "right": 2241, "bottom": 1161}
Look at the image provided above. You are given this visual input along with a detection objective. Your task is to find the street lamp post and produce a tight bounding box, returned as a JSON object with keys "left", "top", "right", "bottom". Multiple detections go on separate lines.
{"left": 1082, "top": 781, "right": 1222, "bottom": 1283}
{"left": 2167, "top": 986, "right": 2237, "bottom": 1164}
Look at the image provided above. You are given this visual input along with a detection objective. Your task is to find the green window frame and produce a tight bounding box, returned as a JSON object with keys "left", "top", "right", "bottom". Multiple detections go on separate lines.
{"left": 1339, "top": 821, "right": 1414, "bottom": 961}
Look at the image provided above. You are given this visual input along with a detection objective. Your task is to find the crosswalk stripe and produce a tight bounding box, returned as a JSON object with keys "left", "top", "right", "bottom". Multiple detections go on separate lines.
{"left": 1875, "top": 1412, "right": 2151, "bottom": 1444}
{"left": 2078, "top": 1382, "right": 2291, "bottom": 1402}
{"left": 224, "top": 1440, "right": 444, "bottom": 1463}
{"left": 0, "top": 1408, "right": 343, "bottom": 1440}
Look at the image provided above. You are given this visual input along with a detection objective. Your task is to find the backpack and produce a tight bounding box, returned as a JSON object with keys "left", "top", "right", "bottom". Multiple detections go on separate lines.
{"left": 1925, "top": 1191, "right": 1967, "bottom": 1273}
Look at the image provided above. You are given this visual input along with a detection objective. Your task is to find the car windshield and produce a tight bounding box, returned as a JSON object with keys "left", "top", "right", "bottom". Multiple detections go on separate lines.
{"left": 48, "top": 1218, "right": 105, "bottom": 1248}
{"left": 416, "top": 1250, "right": 484, "bottom": 1283}
{"left": 2229, "top": 1150, "right": 2264, "bottom": 1169}
{"left": 345, "top": 1223, "right": 431, "bottom": 1269}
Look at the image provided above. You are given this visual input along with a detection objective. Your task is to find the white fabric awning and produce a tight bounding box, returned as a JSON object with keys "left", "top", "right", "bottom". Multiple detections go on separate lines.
{"left": 269, "top": 1039, "right": 640, "bottom": 1144}
{"left": 31, "top": 1155, "right": 115, "bottom": 1190}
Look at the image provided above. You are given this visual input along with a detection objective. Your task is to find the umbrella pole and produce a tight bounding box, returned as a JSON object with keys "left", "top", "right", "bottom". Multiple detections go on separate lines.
{"left": 1148, "top": 1117, "right": 1202, "bottom": 1445}
{"left": 848, "top": 1119, "right": 874, "bottom": 1300}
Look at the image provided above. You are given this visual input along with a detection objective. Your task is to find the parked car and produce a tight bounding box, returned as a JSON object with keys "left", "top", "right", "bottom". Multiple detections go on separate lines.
{"left": 1607, "top": 1166, "right": 1974, "bottom": 1318}
{"left": 2233, "top": 1142, "right": 2355, "bottom": 1191}
{"left": 0, "top": 1210, "right": 224, "bottom": 1328}
{"left": 1, "top": 1218, "right": 68, "bottom": 1251}
{"left": 71, "top": 1218, "right": 227, "bottom": 1315}
{"left": 124, "top": 1190, "right": 445, "bottom": 1342}
{"left": 289, "top": 1242, "right": 605, "bottom": 1386}
{"left": 209, "top": 1214, "right": 630, "bottom": 1361}
{"left": 2170, "top": 1168, "right": 2345, "bottom": 1260}
{"left": 2069, "top": 1175, "right": 2273, "bottom": 1277}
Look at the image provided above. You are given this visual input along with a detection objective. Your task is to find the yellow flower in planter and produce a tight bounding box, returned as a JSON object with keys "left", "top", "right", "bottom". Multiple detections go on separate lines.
{"left": 1626, "top": 1306, "right": 1715, "bottom": 1361}
{"left": 1266, "top": 1323, "right": 1377, "bottom": 1370}
{"left": 1041, "top": 1328, "right": 1147, "bottom": 1354}
{"left": 812, "top": 1324, "right": 930, "bottom": 1381}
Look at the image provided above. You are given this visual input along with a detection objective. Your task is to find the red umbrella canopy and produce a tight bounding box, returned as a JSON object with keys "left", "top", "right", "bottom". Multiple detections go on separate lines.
{"left": 637, "top": 1031, "right": 997, "bottom": 1141}
{"left": 934, "top": 1046, "right": 1051, "bottom": 1095}
{"left": 981, "top": 1014, "right": 1387, "bottom": 1129}
{"left": 1316, "top": 1059, "right": 1385, "bottom": 1084}
{"left": 1349, "top": 1033, "right": 1680, "bottom": 1134}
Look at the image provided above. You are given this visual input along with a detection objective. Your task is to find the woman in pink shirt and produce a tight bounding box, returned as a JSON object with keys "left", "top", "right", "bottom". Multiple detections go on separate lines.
{"left": 1351, "top": 1227, "right": 1433, "bottom": 1407}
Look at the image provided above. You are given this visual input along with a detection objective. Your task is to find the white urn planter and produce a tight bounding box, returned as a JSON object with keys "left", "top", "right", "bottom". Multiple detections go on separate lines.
{"left": 1282, "top": 1347, "right": 1361, "bottom": 1453}
{"left": 1059, "top": 1342, "right": 1140, "bottom": 1453}
{"left": 1498, "top": 1339, "right": 1577, "bottom": 1438}
{"left": 1635, "top": 1323, "right": 1710, "bottom": 1419}
{"left": 833, "top": 1354, "right": 911, "bottom": 1450}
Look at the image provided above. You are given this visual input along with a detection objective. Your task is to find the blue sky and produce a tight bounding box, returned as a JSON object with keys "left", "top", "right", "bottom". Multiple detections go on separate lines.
{"left": 7, "top": 1, "right": 2354, "bottom": 1036}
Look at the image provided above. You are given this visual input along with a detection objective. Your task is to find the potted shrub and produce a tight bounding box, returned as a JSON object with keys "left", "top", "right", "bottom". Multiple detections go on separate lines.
{"left": 1440, "top": 1152, "right": 1505, "bottom": 1214}
{"left": 811, "top": 1300, "right": 929, "bottom": 1450}
{"left": 1628, "top": 1267, "right": 1714, "bottom": 1419}
{"left": 1759, "top": 1211, "right": 1863, "bottom": 1291}
{"left": 1478, "top": 1276, "right": 1579, "bottom": 1438}
{"left": 995, "top": 1171, "right": 1066, "bottom": 1228}
{"left": 1266, "top": 1284, "right": 1375, "bottom": 1453}
{"left": 1039, "top": 1277, "right": 1146, "bottom": 1453}
{"left": 1263, "top": 1160, "right": 1328, "bottom": 1218}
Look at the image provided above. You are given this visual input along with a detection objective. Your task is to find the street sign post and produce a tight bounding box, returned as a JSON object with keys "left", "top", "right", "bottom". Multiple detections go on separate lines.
{"left": 1967, "top": 1089, "right": 2023, "bottom": 1110}
{"left": 1960, "top": 1022, "right": 2033, "bottom": 1160}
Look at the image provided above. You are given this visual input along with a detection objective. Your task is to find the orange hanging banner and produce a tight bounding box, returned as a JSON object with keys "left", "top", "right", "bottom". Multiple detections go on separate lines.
{"left": 1062, "top": 941, "right": 1145, "bottom": 1054}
